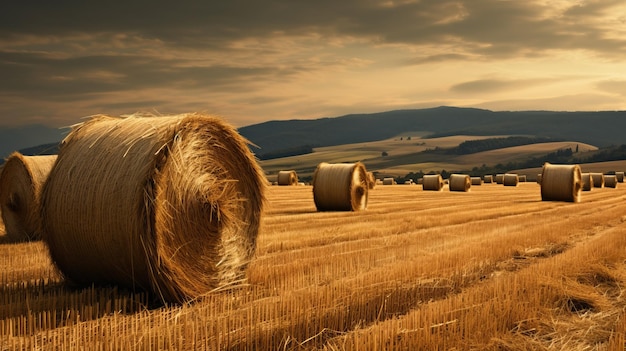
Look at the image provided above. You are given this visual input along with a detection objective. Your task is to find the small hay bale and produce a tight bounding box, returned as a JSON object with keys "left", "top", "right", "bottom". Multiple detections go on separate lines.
{"left": 540, "top": 163, "right": 582, "bottom": 203}
{"left": 518, "top": 175, "right": 527, "bottom": 182}
{"left": 312, "top": 162, "right": 368, "bottom": 211}
{"left": 449, "top": 174, "right": 471, "bottom": 192}
{"left": 277, "top": 170, "right": 298, "bottom": 186}
{"left": 503, "top": 173, "right": 519, "bottom": 187}
{"left": 590, "top": 173, "right": 604, "bottom": 188}
{"left": 495, "top": 174, "right": 505, "bottom": 184}
{"left": 367, "top": 172, "right": 376, "bottom": 189}
{"left": 0, "top": 152, "right": 57, "bottom": 242}
{"left": 41, "top": 113, "right": 266, "bottom": 303}
{"left": 483, "top": 175, "right": 493, "bottom": 184}
{"left": 616, "top": 171, "right": 624, "bottom": 183}
{"left": 382, "top": 177, "right": 395, "bottom": 185}
{"left": 537, "top": 174, "right": 542, "bottom": 184}
{"left": 581, "top": 173, "right": 592, "bottom": 191}
{"left": 604, "top": 175, "right": 618, "bottom": 188}
{"left": 470, "top": 176, "right": 482, "bottom": 186}
{"left": 422, "top": 174, "right": 444, "bottom": 191}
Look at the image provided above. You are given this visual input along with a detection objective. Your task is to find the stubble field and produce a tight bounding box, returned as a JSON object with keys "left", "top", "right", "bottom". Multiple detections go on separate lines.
{"left": 1, "top": 182, "right": 625, "bottom": 350}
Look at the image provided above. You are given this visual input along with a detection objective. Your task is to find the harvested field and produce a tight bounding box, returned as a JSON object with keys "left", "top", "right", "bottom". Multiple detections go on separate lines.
{"left": 1, "top": 183, "right": 626, "bottom": 350}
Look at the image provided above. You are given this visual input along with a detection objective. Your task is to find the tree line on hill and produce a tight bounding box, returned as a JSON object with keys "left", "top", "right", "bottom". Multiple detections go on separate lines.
{"left": 392, "top": 143, "right": 626, "bottom": 184}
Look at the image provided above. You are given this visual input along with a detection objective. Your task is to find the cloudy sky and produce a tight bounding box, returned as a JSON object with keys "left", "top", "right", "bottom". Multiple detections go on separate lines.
{"left": 1, "top": 0, "right": 626, "bottom": 128}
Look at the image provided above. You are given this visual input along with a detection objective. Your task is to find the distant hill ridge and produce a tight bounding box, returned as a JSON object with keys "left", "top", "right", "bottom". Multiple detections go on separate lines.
{"left": 238, "top": 106, "right": 626, "bottom": 158}
{"left": 2, "top": 107, "right": 626, "bottom": 162}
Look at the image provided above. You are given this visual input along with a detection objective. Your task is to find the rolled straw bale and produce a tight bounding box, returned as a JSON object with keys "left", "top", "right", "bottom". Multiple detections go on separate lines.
{"left": 365, "top": 172, "right": 373, "bottom": 189}
{"left": 382, "top": 177, "right": 395, "bottom": 185}
{"left": 483, "top": 175, "right": 493, "bottom": 184}
{"left": 41, "top": 113, "right": 266, "bottom": 303}
{"left": 495, "top": 174, "right": 505, "bottom": 184}
{"left": 449, "top": 174, "right": 471, "bottom": 192}
{"left": 312, "top": 162, "right": 368, "bottom": 211}
{"left": 616, "top": 171, "right": 624, "bottom": 183}
{"left": 0, "top": 152, "right": 57, "bottom": 242}
{"left": 540, "top": 163, "right": 581, "bottom": 203}
{"left": 503, "top": 173, "right": 519, "bottom": 187}
{"left": 422, "top": 174, "right": 444, "bottom": 191}
{"left": 581, "top": 173, "right": 592, "bottom": 191}
{"left": 518, "top": 175, "right": 527, "bottom": 182}
{"left": 276, "top": 170, "right": 298, "bottom": 186}
{"left": 590, "top": 172, "right": 604, "bottom": 188}
{"left": 604, "top": 175, "right": 618, "bottom": 188}
{"left": 470, "top": 177, "right": 482, "bottom": 186}
{"left": 537, "top": 174, "right": 542, "bottom": 184}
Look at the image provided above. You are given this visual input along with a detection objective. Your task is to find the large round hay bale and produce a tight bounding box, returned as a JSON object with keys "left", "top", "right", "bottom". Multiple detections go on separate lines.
{"left": 41, "top": 113, "right": 266, "bottom": 303}
{"left": 367, "top": 172, "right": 376, "bottom": 189}
{"left": 277, "top": 170, "right": 298, "bottom": 186}
{"left": 382, "top": 177, "right": 395, "bottom": 185}
{"left": 615, "top": 171, "right": 624, "bottom": 183}
{"left": 495, "top": 174, "right": 505, "bottom": 184}
{"left": 422, "top": 174, "right": 444, "bottom": 191}
{"left": 470, "top": 177, "right": 482, "bottom": 186}
{"left": 503, "top": 174, "right": 519, "bottom": 187}
{"left": 540, "top": 163, "right": 581, "bottom": 203}
{"left": 604, "top": 175, "right": 618, "bottom": 188}
{"left": 312, "top": 162, "right": 368, "bottom": 211}
{"left": 581, "top": 173, "right": 592, "bottom": 191}
{"left": 483, "top": 175, "right": 493, "bottom": 184}
{"left": 590, "top": 173, "right": 604, "bottom": 188}
{"left": 0, "top": 152, "right": 57, "bottom": 242}
{"left": 449, "top": 174, "right": 471, "bottom": 192}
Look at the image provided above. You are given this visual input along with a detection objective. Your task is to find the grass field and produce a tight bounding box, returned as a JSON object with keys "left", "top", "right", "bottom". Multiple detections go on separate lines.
{"left": 260, "top": 135, "right": 599, "bottom": 179}
{"left": 1, "top": 182, "right": 625, "bottom": 350}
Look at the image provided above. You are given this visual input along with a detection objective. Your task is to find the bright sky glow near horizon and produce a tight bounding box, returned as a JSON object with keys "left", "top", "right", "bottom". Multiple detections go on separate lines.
{"left": 1, "top": 0, "right": 626, "bottom": 128}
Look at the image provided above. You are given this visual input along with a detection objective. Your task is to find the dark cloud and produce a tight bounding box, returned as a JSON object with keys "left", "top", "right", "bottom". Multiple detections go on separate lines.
{"left": 450, "top": 78, "right": 551, "bottom": 94}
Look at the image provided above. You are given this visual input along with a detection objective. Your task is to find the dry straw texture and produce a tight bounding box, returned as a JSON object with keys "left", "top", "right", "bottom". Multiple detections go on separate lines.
{"left": 449, "top": 174, "right": 471, "bottom": 192}
{"left": 40, "top": 113, "right": 266, "bottom": 303}
{"left": 0, "top": 153, "right": 57, "bottom": 242}
{"left": 367, "top": 172, "right": 376, "bottom": 189}
{"left": 590, "top": 172, "right": 604, "bottom": 188}
{"left": 604, "top": 175, "right": 618, "bottom": 188}
{"left": 615, "top": 171, "right": 624, "bottom": 183}
{"left": 503, "top": 173, "right": 519, "bottom": 187}
{"left": 422, "top": 174, "right": 444, "bottom": 191}
{"left": 276, "top": 170, "right": 298, "bottom": 186}
{"left": 312, "top": 162, "right": 368, "bottom": 211}
{"left": 540, "top": 163, "right": 582, "bottom": 203}
{"left": 582, "top": 173, "right": 592, "bottom": 191}
{"left": 483, "top": 175, "right": 493, "bottom": 183}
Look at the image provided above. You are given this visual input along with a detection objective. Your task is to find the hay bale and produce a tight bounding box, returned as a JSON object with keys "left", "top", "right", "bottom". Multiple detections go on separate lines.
{"left": 518, "top": 175, "right": 527, "bottom": 182}
{"left": 616, "top": 171, "right": 624, "bottom": 183}
{"left": 470, "top": 176, "right": 482, "bottom": 186}
{"left": 483, "top": 175, "right": 493, "bottom": 184}
{"left": 0, "top": 152, "right": 57, "bottom": 242}
{"left": 537, "top": 174, "right": 542, "bottom": 184}
{"left": 540, "top": 163, "right": 582, "bottom": 203}
{"left": 367, "top": 172, "right": 376, "bottom": 189}
{"left": 503, "top": 173, "right": 519, "bottom": 187}
{"left": 41, "top": 113, "right": 266, "bottom": 303}
{"left": 495, "top": 174, "right": 505, "bottom": 184}
{"left": 422, "top": 174, "right": 444, "bottom": 191}
{"left": 604, "top": 175, "right": 618, "bottom": 188}
{"left": 382, "top": 177, "right": 395, "bottom": 185}
{"left": 590, "top": 173, "right": 604, "bottom": 188}
{"left": 312, "top": 162, "right": 368, "bottom": 211}
{"left": 581, "top": 173, "right": 592, "bottom": 191}
{"left": 277, "top": 170, "right": 298, "bottom": 186}
{"left": 449, "top": 174, "right": 471, "bottom": 192}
